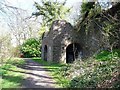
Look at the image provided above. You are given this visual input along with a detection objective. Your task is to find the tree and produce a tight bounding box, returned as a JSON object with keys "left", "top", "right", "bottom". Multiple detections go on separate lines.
{"left": 6, "top": 9, "right": 40, "bottom": 46}
{"left": 0, "top": 31, "right": 12, "bottom": 62}
{"left": 81, "top": 2, "right": 95, "bottom": 14}
{"left": 33, "top": 0, "right": 71, "bottom": 28}
{"left": 0, "top": 0, "right": 41, "bottom": 60}
{"left": 0, "top": 0, "right": 40, "bottom": 46}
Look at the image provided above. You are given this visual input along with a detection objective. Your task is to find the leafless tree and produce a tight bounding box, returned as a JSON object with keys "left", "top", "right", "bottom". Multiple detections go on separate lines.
{"left": 0, "top": 0, "right": 40, "bottom": 46}
{"left": 0, "top": 0, "right": 40, "bottom": 61}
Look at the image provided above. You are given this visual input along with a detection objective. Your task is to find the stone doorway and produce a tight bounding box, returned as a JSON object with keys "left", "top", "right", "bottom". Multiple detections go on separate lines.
{"left": 66, "top": 43, "right": 82, "bottom": 63}
{"left": 44, "top": 45, "right": 47, "bottom": 61}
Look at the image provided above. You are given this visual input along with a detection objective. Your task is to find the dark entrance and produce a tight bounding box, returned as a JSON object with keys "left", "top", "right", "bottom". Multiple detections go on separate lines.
{"left": 44, "top": 45, "right": 47, "bottom": 61}
{"left": 66, "top": 43, "right": 82, "bottom": 63}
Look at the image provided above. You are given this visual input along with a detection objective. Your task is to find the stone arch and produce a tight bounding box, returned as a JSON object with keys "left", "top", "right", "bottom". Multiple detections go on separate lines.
{"left": 44, "top": 45, "right": 47, "bottom": 61}
{"left": 66, "top": 43, "right": 82, "bottom": 63}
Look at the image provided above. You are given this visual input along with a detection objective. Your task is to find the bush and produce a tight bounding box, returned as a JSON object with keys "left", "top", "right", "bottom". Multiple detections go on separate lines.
{"left": 20, "top": 38, "right": 41, "bottom": 58}
{"left": 64, "top": 49, "right": 120, "bottom": 88}
{"left": 69, "top": 57, "right": 119, "bottom": 88}
{"left": 95, "top": 49, "right": 120, "bottom": 61}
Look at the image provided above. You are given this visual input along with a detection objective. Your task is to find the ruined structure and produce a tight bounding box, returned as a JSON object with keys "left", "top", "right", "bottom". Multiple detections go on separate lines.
{"left": 41, "top": 3, "right": 120, "bottom": 63}
{"left": 41, "top": 19, "right": 104, "bottom": 63}
{"left": 41, "top": 20, "right": 82, "bottom": 63}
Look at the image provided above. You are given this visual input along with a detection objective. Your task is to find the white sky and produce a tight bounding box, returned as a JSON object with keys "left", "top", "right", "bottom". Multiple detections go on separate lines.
{"left": 5, "top": 0, "right": 82, "bottom": 13}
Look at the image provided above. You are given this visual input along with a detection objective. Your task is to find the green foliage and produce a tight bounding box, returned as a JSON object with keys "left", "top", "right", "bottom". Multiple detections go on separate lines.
{"left": 95, "top": 49, "right": 120, "bottom": 61}
{"left": 68, "top": 56, "right": 119, "bottom": 88}
{"left": 20, "top": 38, "right": 41, "bottom": 58}
{"left": 78, "top": 2, "right": 102, "bottom": 33}
{"left": 1, "top": 58, "right": 25, "bottom": 88}
{"left": 79, "top": 2, "right": 119, "bottom": 49}
{"left": 102, "top": 21, "right": 120, "bottom": 48}
{"left": 6, "top": 58, "right": 25, "bottom": 67}
{"left": 33, "top": 0, "right": 71, "bottom": 27}
{"left": 0, "top": 64, "right": 12, "bottom": 76}
{"left": 53, "top": 64, "right": 70, "bottom": 87}
{"left": 81, "top": 2, "right": 95, "bottom": 14}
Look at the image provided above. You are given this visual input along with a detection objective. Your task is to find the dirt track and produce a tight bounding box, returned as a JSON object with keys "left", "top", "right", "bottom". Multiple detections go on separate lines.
{"left": 21, "top": 58, "right": 59, "bottom": 88}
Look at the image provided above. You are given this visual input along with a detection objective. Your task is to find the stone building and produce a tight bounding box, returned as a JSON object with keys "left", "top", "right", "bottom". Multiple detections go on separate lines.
{"left": 41, "top": 20, "right": 83, "bottom": 63}
{"left": 41, "top": 19, "right": 105, "bottom": 63}
{"left": 41, "top": 3, "right": 120, "bottom": 63}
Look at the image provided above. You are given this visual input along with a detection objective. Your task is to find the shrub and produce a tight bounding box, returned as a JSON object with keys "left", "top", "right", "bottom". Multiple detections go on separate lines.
{"left": 66, "top": 49, "right": 120, "bottom": 88}
{"left": 95, "top": 49, "right": 120, "bottom": 61}
{"left": 20, "top": 38, "right": 41, "bottom": 58}
{"left": 68, "top": 57, "right": 119, "bottom": 88}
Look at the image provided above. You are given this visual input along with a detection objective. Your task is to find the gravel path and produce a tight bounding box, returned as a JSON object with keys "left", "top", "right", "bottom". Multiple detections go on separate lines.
{"left": 21, "top": 58, "right": 59, "bottom": 88}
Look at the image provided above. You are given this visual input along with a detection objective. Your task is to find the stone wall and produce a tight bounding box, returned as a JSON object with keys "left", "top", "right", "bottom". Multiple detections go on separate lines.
{"left": 41, "top": 28, "right": 53, "bottom": 62}
{"left": 76, "top": 22, "right": 107, "bottom": 58}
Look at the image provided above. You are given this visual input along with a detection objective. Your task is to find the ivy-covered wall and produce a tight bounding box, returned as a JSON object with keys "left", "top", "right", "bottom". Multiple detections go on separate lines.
{"left": 75, "top": 3, "right": 120, "bottom": 58}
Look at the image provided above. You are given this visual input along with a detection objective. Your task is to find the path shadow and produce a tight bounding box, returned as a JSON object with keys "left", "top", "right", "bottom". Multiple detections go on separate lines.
{"left": 22, "top": 77, "right": 45, "bottom": 88}
{"left": 20, "top": 59, "right": 60, "bottom": 72}
{"left": 2, "top": 68, "right": 57, "bottom": 79}
{"left": 2, "top": 72, "right": 47, "bottom": 88}
{"left": 21, "top": 64, "right": 53, "bottom": 72}
{"left": 22, "top": 58, "right": 60, "bottom": 88}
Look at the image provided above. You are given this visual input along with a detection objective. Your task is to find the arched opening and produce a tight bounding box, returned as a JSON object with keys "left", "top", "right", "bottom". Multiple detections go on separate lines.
{"left": 66, "top": 43, "right": 82, "bottom": 63}
{"left": 44, "top": 45, "right": 47, "bottom": 61}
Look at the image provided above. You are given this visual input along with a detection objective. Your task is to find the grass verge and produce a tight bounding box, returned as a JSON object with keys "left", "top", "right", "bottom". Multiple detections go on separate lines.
{"left": 1, "top": 58, "right": 25, "bottom": 88}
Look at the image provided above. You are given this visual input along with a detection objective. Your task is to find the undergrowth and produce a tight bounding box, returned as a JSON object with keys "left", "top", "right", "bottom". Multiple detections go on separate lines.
{"left": 67, "top": 49, "right": 120, "bottom": 88}
{"left": 33, "top": 49, "right": 120, "bottom": 88}
{"left": 0, "top": 58, "right": 25, "bottom": 88}
{"left": 95, "top": 49, "right": 120, "bottom": 61}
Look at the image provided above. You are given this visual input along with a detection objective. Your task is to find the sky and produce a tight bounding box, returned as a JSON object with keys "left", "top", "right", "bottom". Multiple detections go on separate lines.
{"left": 5, "top": 0, "right": 82, "bottom": 13}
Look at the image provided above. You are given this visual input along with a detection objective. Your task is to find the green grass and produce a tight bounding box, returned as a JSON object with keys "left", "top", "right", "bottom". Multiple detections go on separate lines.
{"left": 95, "top": 49, "right": 120, "bottom": 61}
{"left": 1, "top": 58, "right": 25, "bottom": 88}
{"left": 32, "top": 57, "right": 70, "bottom": 87}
